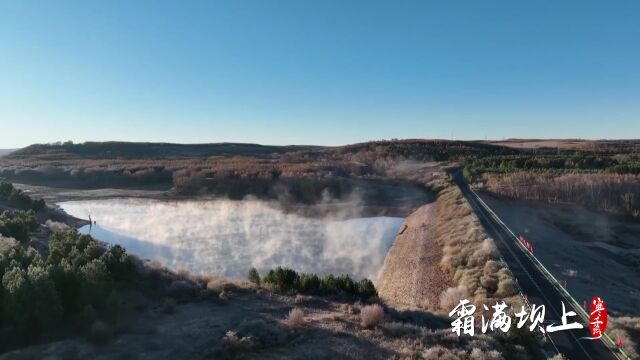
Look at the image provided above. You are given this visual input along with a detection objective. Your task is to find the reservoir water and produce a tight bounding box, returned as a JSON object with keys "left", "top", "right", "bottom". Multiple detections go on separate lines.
{"left": 59, "top": 198, "right": 403, "bottom": 280}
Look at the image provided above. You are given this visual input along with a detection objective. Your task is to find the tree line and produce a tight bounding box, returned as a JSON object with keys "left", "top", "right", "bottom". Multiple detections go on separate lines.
{"left": 482, "top": 172, "right": 640, "bottom": 217}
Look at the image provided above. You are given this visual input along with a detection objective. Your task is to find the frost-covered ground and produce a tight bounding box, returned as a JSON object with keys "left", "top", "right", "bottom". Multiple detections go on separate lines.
{"left": 478, "top": 193, "right": 640, "bottom": 316}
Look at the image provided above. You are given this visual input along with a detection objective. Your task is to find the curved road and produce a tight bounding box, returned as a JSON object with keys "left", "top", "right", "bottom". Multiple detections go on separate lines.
{"left": 453, "top": 171, "right": 620, "bottom": 360}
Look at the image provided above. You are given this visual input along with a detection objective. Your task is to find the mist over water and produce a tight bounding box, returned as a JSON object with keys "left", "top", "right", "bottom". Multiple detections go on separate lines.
{"left": 59, "top": 198, "right": 403, "bottom": 280}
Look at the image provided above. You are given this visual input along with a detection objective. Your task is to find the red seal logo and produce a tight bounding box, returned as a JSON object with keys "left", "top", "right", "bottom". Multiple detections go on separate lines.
{"left": 589, "top": 296, "right": 607, "bottom": 339}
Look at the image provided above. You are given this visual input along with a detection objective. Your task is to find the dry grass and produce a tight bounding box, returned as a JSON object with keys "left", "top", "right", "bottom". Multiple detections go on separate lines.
{"left": 285, "top": 308, "right": 305, "bottom": 327}
{"left": 204, "top": 274, "right": 228, "bottom": 295}
{"left": 175, "top": 267, "right": 192, "bottom": 281}
{"left": 469, "top": 348, "right": 502, "bottom": 360}
{"left": 45, "top": 220, "right": 70, "bottom": 233}
{"left": 360, "top": 304, "right": 384, "bottom": 328}
{"left": 608, "top": 316, "right": 640, "bottom": 359}
{"left": 439, "top": 286, "right": 468, "bottom": 311}
{"left": 429, "top": 178, "right": 520, "bottom": 311}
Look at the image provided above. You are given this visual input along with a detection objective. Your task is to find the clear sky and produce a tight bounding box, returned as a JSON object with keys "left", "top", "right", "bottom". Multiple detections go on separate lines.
{"left": 1, "top": 0, "right": 639, "bottom": 148}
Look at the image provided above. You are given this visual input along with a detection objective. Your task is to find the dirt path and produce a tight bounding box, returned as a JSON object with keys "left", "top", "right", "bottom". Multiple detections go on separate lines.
{"left": 376, "top": 201, "right": 452, "bottom": 311}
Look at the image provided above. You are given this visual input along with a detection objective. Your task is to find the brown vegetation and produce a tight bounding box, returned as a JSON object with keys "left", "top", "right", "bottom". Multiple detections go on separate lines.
{"left": 285, "top": 308, "right": 305, "bottom": 327}
{"left": 360, "top": 304, "right": 384, "bottom": 328}
{"left": 608, "top": 316, "right": 640, "bottom": 359}
{"left": 431, "top": 178, "right": 520, "bottom": 310}
{"left": 482, "top": 172, "right": 640, "bottom": 217}
{"left": 378, "top": 175, "right": 521, "bottom": 315}
{"left": 0, "top": 139, "right": 508, "bottom": 193}
{"left": 490, "top": 139, "right": 640, "bottom": 152}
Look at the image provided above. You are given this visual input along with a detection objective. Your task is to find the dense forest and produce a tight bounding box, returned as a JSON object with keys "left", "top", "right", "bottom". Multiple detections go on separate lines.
{"left": 462, "top": 148, "right": 640, "bottom": 217}
{"left": 481, "top": 173, "right": 640, "bottom": 217}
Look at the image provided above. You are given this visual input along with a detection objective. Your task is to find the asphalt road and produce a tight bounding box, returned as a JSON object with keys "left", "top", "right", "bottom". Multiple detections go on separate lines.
{"left": 453, "top": 172, "right": 618, "bottom": 360}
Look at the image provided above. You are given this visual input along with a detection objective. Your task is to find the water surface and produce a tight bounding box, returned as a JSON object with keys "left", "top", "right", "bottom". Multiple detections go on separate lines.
{"left": 59, "top": 198, "right": 403, "bottom": 280}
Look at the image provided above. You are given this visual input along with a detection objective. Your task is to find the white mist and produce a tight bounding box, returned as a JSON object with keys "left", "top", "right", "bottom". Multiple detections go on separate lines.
{"left": 59, "top": 198, "right": 403, "bottom": 281}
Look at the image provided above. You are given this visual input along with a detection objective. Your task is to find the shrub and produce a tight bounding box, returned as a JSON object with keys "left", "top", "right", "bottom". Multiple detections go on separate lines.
{"left": 483, "top": 260, "right": 501, "bottom": 275}
{"left": 0, "top": 229, "right": 154, "bottom": 351}
{"left": 79, "top": 259, "right": 112, "bottom": 307}
{"left": 285, "top": 308, "right": 305, "bottom": 327}
{"left": 480, "top": 275, "right": 498, "bottom": 294}
{"left": 263, "top": 267, "right": 299, "bottom": 291}
{"left": 439, "top": 286, "right": 468, "bottom": 311}
{"left": 260, "top": 266, "right": 377, "bottom": 299}
{"left": 47, "top": 230, "right": 93, "bottom": 266}
{"left": 1, "top": 261, "right": 63, "bottom": 345}
{"left": 206, "top": 276, "right": 226, "bottom": 295}
{"left": 319, "top": 274, "right": 337, "bottom": 293}
{"left": 356, "top": 279, "right": 377, "bottom": 298}
{"left": 175, "top": 267, "right": 191, "bottom": 281}
{"left": 0, "top": 237, "right": 40, "bottom": 278}
{"left": 360, "top": 304, "right": 384, "bottom": 328}
{"left": 247, "top": 267, "right": 260, "bottom": 285}
{"left": 495, "top": 278, "right": 518, "bottom": 297}
{"left": 0, "top": 182, "right": 46, "bottom": 211}
{"left": 99, "top": 244, "right": 135, "bottom": 282}
{"left": 430, "top": 180, "right": 521, "bottom": 310}
{"left": 45, "top": 220, "right": 70, "bottom": 233}
{"left": 296, "top": 273, "right": 320, "bottom": 293}
{"left": 334, "top": 274, "right": 356, "bottom": 294}
{"left": 0, "top": 210, "right": 38, "bottom": 245}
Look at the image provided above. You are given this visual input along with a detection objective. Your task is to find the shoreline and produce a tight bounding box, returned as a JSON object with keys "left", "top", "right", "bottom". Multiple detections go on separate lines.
{"left": 17, "top": 182, "right": 428, "bottom": 220}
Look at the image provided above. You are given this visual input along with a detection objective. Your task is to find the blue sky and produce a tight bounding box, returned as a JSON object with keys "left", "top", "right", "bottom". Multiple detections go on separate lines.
{"left": 1, "top": 0, "right": 639, "bottom": 148}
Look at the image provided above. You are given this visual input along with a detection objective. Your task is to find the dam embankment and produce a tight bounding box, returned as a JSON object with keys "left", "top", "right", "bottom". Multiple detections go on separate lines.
{"left": 377, "top": 199, "right": 453, "bottom": 311}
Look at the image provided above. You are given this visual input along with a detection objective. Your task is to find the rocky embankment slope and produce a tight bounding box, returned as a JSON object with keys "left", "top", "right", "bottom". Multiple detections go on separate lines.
{"left": 377, "top": 200, "right": 453, "bottom": 311}
{"left": 378, "top": 178, "right": 521, "bottom": 314}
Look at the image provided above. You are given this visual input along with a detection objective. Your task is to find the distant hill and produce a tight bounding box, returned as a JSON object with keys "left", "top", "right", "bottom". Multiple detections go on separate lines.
{"left": 0, "top": 149, "right": 16, "bottom": 157}
{"left": 489, "top": 139, "right": 640, "bottom": 151}
{"left": 9, "top": 142, "right": 326, "bottom": 159}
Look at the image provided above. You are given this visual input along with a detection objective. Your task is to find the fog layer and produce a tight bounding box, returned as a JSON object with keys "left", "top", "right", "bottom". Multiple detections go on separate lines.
{"left": 59, "top": 199, "right": 403, "bottom": 280}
